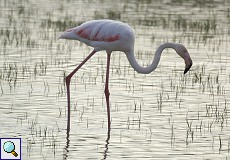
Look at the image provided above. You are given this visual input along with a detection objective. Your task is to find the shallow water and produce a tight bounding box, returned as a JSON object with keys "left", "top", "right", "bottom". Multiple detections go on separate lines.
{"left": 0, "top": 0, "right": 230, "bottom": 159}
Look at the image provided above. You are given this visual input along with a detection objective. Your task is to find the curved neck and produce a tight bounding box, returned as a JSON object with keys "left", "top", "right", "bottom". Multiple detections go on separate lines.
{"left": 125, "top": 43, "right": 177, "bottom": 74}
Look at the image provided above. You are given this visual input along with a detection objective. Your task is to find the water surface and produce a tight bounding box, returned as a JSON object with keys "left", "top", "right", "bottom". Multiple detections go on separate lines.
{"left": 0, "top": 0, "right": 230, "bottom": 159}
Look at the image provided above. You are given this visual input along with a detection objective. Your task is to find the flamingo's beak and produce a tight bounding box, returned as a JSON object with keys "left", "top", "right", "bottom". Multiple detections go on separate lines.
{"left": 184, "top": 61, "right": 193, "bottom": 74}
{"left": 183, "top": 52, "right": 193, "bottom": 74}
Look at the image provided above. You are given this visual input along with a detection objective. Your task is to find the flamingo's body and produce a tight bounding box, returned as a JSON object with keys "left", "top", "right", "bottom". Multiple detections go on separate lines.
{"left": 62, "top": 20, "right": 134, "bottom": 52}
{"left": 59, "top": 19, "right": 193, "bottom": 131}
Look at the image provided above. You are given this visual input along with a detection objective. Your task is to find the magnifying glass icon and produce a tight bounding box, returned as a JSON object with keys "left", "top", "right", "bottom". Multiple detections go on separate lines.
{"left": 3, "top": 141, "right": 18, "bottom": 157}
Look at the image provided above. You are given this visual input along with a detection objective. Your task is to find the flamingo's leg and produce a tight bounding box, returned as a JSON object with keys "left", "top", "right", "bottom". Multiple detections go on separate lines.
{"left": 66, "top": 50, "right": 97, "bottom": 130}
{"left": 104, "top": 51, "right": 111, "bottom": 130}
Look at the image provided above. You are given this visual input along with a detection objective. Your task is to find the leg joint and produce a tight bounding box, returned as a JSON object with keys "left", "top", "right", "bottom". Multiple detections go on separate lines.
{"left": 66, "top": 75, "right": 71, "bottom": 86}
{"left": 104, "top": 88, "right": 110, "bottom": 96}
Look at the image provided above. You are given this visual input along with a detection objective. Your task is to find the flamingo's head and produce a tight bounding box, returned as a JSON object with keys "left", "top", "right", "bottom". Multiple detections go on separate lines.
{"left": 175, "top": 44, "right": 193, "bottom": 74}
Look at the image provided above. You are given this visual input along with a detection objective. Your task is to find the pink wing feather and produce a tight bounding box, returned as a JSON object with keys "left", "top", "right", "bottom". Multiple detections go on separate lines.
{"left": 75, "top": 20, "right": 122, "bottom": 42}
{"left": 61, "top": 20, "right": 135, "bottom": 52}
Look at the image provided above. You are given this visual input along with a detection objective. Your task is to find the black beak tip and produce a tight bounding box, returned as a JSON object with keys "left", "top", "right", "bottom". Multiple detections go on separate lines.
{"left": 184, "top": 63, "right": 192, "bottom": 74}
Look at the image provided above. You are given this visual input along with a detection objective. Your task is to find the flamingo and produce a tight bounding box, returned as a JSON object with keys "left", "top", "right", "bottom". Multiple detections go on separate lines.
{"left": 59, "top": 19, "right": 193, "bottom": 131}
